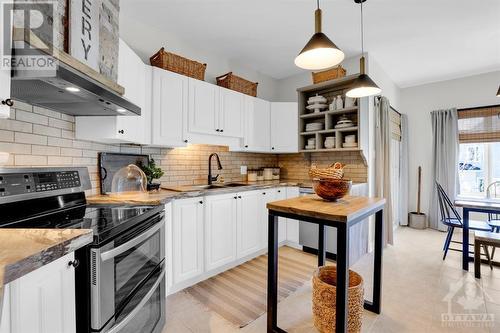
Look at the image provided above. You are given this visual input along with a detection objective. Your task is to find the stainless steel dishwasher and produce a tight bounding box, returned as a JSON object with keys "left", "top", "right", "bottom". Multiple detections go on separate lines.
{"left": 298, "top": 184, "right": 369, "bottom": 263}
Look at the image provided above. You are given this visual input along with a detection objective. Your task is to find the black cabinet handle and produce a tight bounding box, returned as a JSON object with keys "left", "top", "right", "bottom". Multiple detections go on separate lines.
{"left": 199, "top": 200, "right": 203, "bottom": 204}
{"left": 244, "top": 145, "right": 248, "bottom": 148}
{"left": 220, "top": 129, "right": 224, "bottom": 133}
{"left": 1, "top": 99, "right": 13, "bottom": 107}
{"left": 262, "top": 192, "right": 266, "bottom": 195}
{"left": 277, "top": 190, "right": 281, "bottom": 193}
{"left": 216, "top": 129, "right": 220, "bottom": 132}
{"left": 184, "top": 139, "right": 188, "bottom": 143}
{"left": 234, "top": 196, "right": 237, "bottom": 199}
{"left": 118, "top": 130, "right": 124, "bottom": 134}
{"left": 68, "top": 259, "right": 79, "bottom": 268}
{"left": 238, "top": 196, "right": 241, "bottom": 199}
{"left": 271, "top": 147, "right": 275, "bottom": 150}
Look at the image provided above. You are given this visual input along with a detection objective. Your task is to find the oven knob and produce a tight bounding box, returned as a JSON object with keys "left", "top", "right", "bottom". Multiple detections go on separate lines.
{"left": 68, "top": 259, "right": 80, "bottom": 268}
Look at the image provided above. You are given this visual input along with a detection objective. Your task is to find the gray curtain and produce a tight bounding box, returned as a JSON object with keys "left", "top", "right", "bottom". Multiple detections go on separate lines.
{"left": 375, "top": 97, "right": 394, "bottom": 246}
{"left": 429, "top": 109, "right": 459, "bottom": 231}
{"left": 399, "top": 114, "right": 409, "bottom": 226}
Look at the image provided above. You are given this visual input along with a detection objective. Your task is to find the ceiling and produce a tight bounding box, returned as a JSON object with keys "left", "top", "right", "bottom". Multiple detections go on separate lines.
{"left": 120, "top": 0, "right": 500, "bottom": 88}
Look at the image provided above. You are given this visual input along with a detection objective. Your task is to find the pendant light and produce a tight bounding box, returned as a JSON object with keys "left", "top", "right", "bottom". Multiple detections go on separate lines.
{"left": 294, "top": 0, "right": 345, "bottom": 70}
{"left": 346, "top": 0, "right": 381, "bottom": 98}
{"left": 496, "top": 85, "right": 500, "bottom": 97}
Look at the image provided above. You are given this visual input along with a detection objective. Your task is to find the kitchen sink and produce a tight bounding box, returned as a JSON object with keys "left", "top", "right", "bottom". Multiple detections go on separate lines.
{"left": 164, "top": 182, "right": 248, "bottom": 192}
{"left": 221, "top": 182, "right": 248, "bottom": 187}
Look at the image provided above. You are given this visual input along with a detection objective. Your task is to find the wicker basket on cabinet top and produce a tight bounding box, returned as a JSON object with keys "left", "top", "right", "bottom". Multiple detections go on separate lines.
{"left": 216, "top": 72, "right": 258, "bottom": 97}
{"left": 150, "top": 47, "right": 207, "bottom": 80}
{"left": 311, "top": 65, "right": 346, "bottom": 84}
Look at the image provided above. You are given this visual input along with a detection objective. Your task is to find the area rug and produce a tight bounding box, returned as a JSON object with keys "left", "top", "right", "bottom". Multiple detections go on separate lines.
{"left": 186, "top": 247, "right": 317, "bottom": 328}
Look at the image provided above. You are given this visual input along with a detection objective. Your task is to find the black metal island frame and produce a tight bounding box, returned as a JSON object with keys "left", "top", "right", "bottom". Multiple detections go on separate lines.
{"left": 266, "top": 195, "right": 386, "bottom": 333}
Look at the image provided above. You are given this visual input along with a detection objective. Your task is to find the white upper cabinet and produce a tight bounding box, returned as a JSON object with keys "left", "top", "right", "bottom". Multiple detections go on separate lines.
{"left": 151, "top": 67, "right": 188, "bottom": 147}
{"left": 75, "top": 39, "right": 151, "bottom": 144}
{"left": 188, "top": 78, "right": 220, "bottom": 135}
{"left": 218, "top": 88, "right": 244, "bottom": 137}
{"left": 270, "top": 102, "right": 298, "bottom": 153}
{"left": 242, "top": 96, "right": 271, "bottom": 152}
{"left": 0, "top": 0, "right": 12, "bottom": 118}
{"left": 205, "top": 193, "right": 237, "bottom": 271}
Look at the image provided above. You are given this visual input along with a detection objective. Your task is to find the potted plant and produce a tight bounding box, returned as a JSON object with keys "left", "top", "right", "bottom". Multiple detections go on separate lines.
{"left": 137, "top": 158, "right": 164, "bottom": 191}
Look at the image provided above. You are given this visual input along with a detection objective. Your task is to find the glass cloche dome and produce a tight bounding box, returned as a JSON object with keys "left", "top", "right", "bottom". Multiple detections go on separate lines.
{"left": 110, "top": 164, "right": 147, "bottom": 195}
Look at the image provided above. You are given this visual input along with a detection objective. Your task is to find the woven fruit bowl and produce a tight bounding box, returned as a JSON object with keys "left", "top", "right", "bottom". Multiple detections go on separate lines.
{"left": 312, "top": 178, "right": 352, "bottom": 201}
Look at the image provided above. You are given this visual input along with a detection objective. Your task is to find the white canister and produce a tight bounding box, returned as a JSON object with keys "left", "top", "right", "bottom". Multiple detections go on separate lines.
{"left": 329, "top": 97, "right": 337, "bottom": 111}
{"left": 345, "top": 96, "right": 356, "bottom": 108}
{"left": 263, "top": 168, "right": 274, "bottom": 180}
{"left": 345, "top": 135, "right": 356, "bottom": 144}
{"left": 324, "top": 137, "right": 335, "bottom": 149}
{"left": 336, "top": 95, "right": 343, "bottom": 109}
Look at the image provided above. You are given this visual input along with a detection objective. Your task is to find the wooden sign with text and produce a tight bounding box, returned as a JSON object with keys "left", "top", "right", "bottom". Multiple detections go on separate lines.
{"left": 69, "top": 0, "right": 99, "bottom": 71}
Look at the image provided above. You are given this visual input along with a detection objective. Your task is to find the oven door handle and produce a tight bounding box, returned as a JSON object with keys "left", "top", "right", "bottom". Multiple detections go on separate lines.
{"left": 107, "top": 267, "right": 165, "bottom": 333}
{"left": 100, "top": 219, "right": 164, "bottom": 262}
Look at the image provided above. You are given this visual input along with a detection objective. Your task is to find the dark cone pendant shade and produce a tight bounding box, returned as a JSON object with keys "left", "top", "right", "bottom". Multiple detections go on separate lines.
{"left": 346, "top": 0, "right": 381, "bottom": 98}
{"left": 294, "top": 7, "right": 345, "bottom": 70}
{"left": 497, "top": 85, "right": 500, "bottom": 97}
{"left": 346, "top": 56, "right": 381, "bottom": 98}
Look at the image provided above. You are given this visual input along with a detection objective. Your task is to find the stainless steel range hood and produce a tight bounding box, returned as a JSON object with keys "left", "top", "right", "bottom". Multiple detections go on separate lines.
{"left": 10, "top": 49, "right": 141, "bottom": 117}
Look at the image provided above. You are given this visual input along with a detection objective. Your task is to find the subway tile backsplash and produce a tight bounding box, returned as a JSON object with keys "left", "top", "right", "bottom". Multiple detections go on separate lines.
{"left": 0, "top": 101, "right": 367, "bottom": 195}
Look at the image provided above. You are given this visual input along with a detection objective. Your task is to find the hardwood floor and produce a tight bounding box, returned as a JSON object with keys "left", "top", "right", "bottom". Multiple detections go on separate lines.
{"left": 163, "top": 227, "right": 500, "bottom": 333}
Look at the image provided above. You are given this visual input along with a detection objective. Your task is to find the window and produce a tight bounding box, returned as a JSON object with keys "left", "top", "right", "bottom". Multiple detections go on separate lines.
{"left": 457, "top": 106, "right": 500, "bottom": 198}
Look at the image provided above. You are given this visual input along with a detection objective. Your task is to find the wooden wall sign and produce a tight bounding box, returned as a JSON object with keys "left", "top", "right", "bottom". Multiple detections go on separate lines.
{"left": 69, "top": 0, "right": 100, "bottom": 71}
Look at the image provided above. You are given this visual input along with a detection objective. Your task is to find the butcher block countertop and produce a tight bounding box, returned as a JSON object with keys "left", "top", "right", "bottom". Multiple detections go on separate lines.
{"left": 267, "top": 194, "right": 386, "bottom": 224}
{"left": 0, "top": 229, "right": 93, "bottom": 314}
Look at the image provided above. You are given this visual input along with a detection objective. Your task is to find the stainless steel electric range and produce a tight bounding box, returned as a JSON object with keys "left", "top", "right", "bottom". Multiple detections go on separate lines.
{"left": 0, "top": 167, "right": 166, "bottom": 333}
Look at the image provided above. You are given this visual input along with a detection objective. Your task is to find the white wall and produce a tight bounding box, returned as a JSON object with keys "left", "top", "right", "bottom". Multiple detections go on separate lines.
{"left": 400, "top": 70, "right": 500, "bottom": 216}
{"left": 120, "top": 14, "right": 280, "bottom": 101}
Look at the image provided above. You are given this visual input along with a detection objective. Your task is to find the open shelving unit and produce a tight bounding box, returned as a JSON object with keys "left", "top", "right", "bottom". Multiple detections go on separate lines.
{"left": 297, "top": 75, "right": 362, "bottom": 153}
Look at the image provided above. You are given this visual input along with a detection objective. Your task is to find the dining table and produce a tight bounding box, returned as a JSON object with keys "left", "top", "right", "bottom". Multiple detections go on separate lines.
{"left": 455, "top": 199, "right": 500, "bottom": 271}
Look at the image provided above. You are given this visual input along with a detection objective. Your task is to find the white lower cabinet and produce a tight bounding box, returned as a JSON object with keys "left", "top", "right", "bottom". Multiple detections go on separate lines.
{"left": 260, "top": 188, "right": 278, "bottom": 249}
{"left": 237, "top": 190, "right": 264, "bottom": 258}
{"left": 276, "top": 187, "right": 287, "bottom": 243}
{"left": 0, "top": 253, "right": 77, "bottom": 333}
{"left": 172, "top": 197, "right": 204, "bottom": 285}
{"left": 205, "top": 193, "right": 237, "bottom": 271}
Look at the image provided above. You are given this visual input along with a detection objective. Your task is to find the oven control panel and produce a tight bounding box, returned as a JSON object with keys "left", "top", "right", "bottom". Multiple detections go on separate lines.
{"left": 0, "top": 171, "right": 81, "bottom": 197}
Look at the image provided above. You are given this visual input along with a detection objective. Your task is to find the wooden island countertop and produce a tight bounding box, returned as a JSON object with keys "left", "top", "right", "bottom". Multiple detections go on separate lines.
{"left": 267, "top": 194, "right": 386, "bottom": 224}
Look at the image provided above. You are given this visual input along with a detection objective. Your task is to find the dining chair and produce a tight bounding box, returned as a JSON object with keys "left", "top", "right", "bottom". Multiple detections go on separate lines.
{"left": 435, "top": 182, "right": 493, "bottom": 260}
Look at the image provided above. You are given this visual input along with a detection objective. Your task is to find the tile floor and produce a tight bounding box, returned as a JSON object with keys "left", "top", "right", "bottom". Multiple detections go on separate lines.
{"left": 163, "top": 227, "right": 500, "bottom": 332}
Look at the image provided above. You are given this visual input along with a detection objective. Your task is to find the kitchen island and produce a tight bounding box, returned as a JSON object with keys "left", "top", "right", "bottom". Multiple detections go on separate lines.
{"left": 266, "top": 195, "right": 385, "bottom": 333}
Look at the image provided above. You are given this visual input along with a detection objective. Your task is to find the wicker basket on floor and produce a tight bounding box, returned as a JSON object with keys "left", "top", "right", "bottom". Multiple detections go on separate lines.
{"left": 309, "top": 162, "right": 345, "bottom": 180}
{"left": 312, "top": 265, "right": 364, "bottom": 333}
{"left": 312, "top": 65, "right": 347, "bottom": 84}
{"left": 150, "top": 47, "right": 207, "bottom": 80}
{"left": 216, "top": 72, "right": 258, "bottom": 97}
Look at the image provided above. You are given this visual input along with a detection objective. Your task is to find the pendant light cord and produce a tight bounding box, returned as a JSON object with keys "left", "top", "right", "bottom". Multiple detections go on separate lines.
{"left": 360, "top": 1, "right": 364, "bottom": 55}
{"left": 317, "top": 0, "right": 320, "bottom": 10}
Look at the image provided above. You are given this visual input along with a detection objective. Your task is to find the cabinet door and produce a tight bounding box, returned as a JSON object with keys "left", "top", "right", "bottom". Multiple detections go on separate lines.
{"left": 270, "top": 102, "right": 298, "bottom": 153}
{"left": 237, "top": 190, "right": 263, "bottom": 258}
{"left": 243, "top": 97, "right": 271, "bottom": 152}
{"left": 219, "top": 88, "right": 244, "bottom": 137}
{"left": 188, "top": 78, "right": 219, "bottom": 135}
{"left": 260, "top": 188, "right": 278, "bottom": 249}
{"left": 0, "top": 0, "right": 12, "bottom": 118}
{"left": 286, "top": 187, "right": 300, "bottom": 244}
{"left": 205, "top": 193, "right": 237, "bottom": 270}
{"left": 276, "top": 187, "right": 287, "bottom": 243}
{"left": 152, "top": 67, "right": 188, "bottom": 147}
{"left": 172, "top": 198, "right": 204, "bottom": 284}
{"left": 9, "top": 253, "right": 76, "bottom": 333}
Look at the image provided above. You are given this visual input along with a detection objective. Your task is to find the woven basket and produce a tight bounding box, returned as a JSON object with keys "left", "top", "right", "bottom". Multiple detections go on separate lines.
{"left": 312, "top": 266, "right": 364, "bottom": 333}
{"left": 309, "top": 162, "right": 344, "bottom": 180}
{"left": 216, "top": 72, "right": 258, "bottom": 97}
{"left": 150, "top": 47, "right": 207, "bottom": 80}
{"left": 312, "top": 65, "right": 347, "bottom": 84}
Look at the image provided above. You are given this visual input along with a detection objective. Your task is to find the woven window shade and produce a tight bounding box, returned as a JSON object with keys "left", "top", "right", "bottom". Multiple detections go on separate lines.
{"left": 458, "top": 106, "right": 500, "bottom": 143}
{"left": 390, "top": 109, "right": 401, "bottom": 141}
